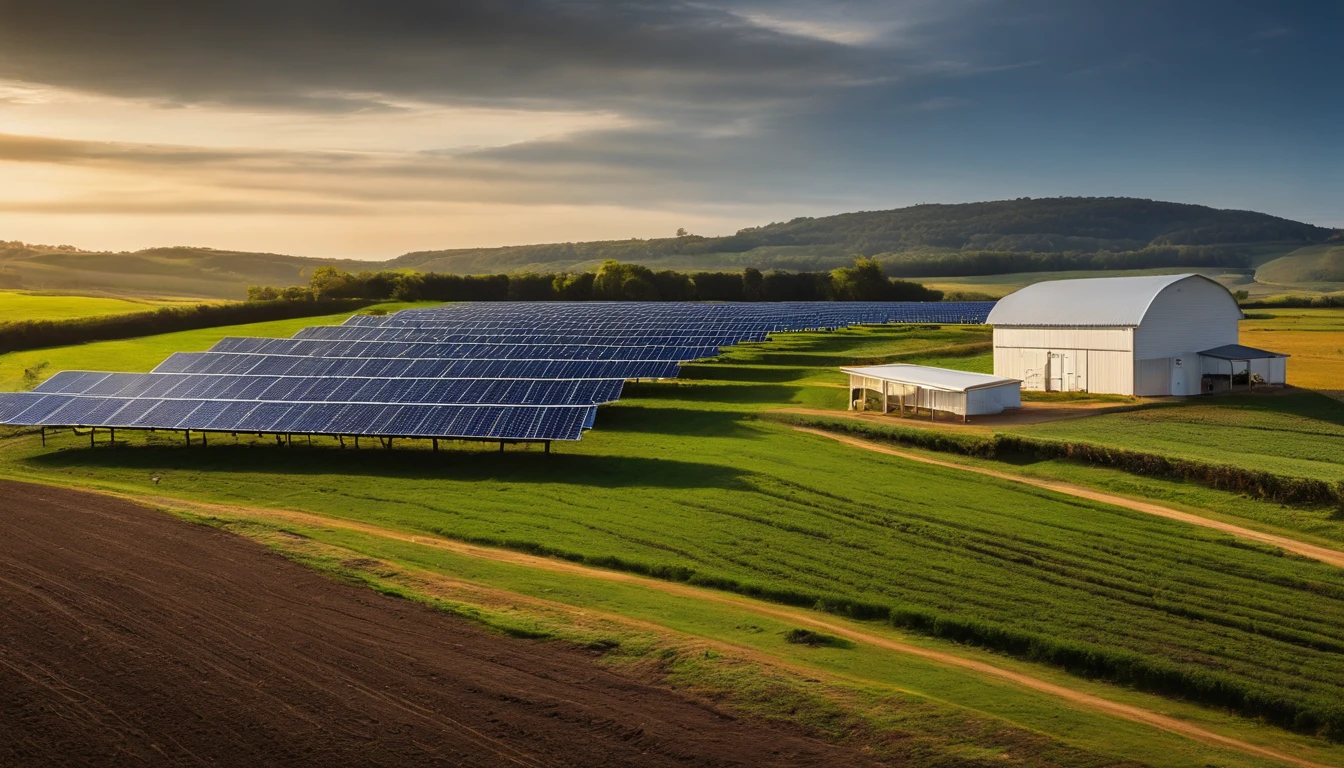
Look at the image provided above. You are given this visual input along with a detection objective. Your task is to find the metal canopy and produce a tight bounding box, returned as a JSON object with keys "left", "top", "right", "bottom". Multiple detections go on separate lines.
{"left": 1197, "top": 343, "right": 1290, "bottom": 361}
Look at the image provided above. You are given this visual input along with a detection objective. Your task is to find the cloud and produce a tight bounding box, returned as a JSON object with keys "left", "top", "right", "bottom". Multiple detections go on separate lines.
{"left": 0, "top": 0, "right": 915, "bottom": 119}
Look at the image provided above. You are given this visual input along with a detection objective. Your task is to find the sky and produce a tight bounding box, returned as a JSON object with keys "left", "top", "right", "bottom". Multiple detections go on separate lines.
{"left": 0, "top": 0, "right": 1338, "bottom": 259}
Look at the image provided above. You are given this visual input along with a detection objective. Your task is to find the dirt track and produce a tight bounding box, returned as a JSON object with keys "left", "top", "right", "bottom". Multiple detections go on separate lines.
{"left": 145, "top": 494, "right": 1330, "bottom": 768}
{"left": 0, "top": 480, "right": 880, "bottom": 768}
{"left": 794, "top": 426, "right": 1344, "bottom": 569}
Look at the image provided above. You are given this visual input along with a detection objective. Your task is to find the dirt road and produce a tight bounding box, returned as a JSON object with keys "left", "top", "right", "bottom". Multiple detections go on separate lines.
{"left": 147, "top": 495, "right": 1332, "bottom": 768}
{"left": 0, "top": 480, "right": 881, "bottom": 768}
{"left": 794, "top": 426, "right": 1344, "bottom": 569}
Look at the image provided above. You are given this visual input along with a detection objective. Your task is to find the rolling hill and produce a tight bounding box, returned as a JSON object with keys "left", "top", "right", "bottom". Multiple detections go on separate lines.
{"left": 2, "top": 198, "right": 1336, "bottom": 299}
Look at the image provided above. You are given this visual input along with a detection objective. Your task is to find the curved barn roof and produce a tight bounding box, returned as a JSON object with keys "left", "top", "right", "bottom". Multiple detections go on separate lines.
{"left": 985, "top": 273, "right": 1238, "bottom": 327}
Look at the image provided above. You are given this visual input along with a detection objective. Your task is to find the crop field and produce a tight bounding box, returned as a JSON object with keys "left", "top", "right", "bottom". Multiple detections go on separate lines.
{"left": 1006, "top": 393, "right": 1344, "bottom": 483}
{"left": 1241, "top": 308, "right": 1344, "bottom": 398}
{"left": 3, "top": 319, "right": 1344, "bottom": 748}
{"left": 0, "top": 290, "right": 206, "bottom": 324}
{"left": 0, "top": 300, "right": 431, "bottom": 391}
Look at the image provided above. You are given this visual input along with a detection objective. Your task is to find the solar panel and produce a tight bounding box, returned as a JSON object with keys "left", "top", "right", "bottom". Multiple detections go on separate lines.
{"left": 2, "top": 300, "right": 995, "bottom": 442}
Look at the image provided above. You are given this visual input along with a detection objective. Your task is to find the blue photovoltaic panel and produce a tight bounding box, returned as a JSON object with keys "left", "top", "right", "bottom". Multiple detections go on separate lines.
{"left": 34, "top": 371, "right": 624, "bottom": 406}
{"left": 207, "top": 336, "right": 722, "bottom": 362}
{"left": 154, "top": 352, "right": 681, "bottom": 381}
{"left": 2, "top": 300, "right": 995, "bottom": 441}
{"left": 0, "top": 392, "right": 593, "bottom": 441}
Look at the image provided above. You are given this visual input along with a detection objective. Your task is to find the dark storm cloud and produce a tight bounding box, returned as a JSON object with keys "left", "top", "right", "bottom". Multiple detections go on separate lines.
{"left": 0, "top": 0, "right": 915, "bottom": 115}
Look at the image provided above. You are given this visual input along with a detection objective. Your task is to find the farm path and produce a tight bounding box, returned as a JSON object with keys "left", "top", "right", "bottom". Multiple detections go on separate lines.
{"left": 137, "top": 493, "right": 1331, "bottom": 768}
{"left": 0, "top": 480, "right": 882, "bottom": 768}
{"left": 794, "top": 426, "right": 1344, "bottom": 569}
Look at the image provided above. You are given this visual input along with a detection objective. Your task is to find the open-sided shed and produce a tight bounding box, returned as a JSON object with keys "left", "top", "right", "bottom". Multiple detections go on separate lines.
{"left": 841, "top": 364, "right": 1021, "bottom": 422}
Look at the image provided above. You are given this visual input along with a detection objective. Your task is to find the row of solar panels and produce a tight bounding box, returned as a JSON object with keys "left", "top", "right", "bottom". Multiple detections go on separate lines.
{"left": 35, "top": 371, "right": 625, "bottom": 406}
{"left": 210, "top": 336, "right": 724, "bottom": 362}
{"left": 0, "top": 301, "right": 995, "bottom": 442}
{"left": 153, "top": 352, "right": 681, "bottom": 380}
{"left": 0, "top": 393, "right": 596, "bottom": 441}
{"left": 351, "top": 301, "right": 994, "bottom": 330}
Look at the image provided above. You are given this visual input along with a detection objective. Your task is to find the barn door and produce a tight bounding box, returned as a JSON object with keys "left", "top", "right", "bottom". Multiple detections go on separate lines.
{"left": 1048, "top": 352, "right": 1066, "bottom": 392}
{"left": 1171, "top": 357, "right": 1186, "bottom": 396}
{"left": 1062, "top": 353, "right": 1078, "bottom": 392}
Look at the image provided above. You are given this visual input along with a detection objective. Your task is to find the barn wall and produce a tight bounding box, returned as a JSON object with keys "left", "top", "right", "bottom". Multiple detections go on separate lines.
{"left": 1133, "top": 277, "right": 1240, "bottom": 362}
{"left": 992, "top": 327, "right": 1133, "bottom": 394}
{"left": 1134, "top": 358, "right": 1171, "bottom": 396}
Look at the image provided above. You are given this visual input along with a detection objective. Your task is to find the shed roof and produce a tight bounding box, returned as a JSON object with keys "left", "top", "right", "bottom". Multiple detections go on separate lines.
{"left": 1198, "top": 343, "right": 1290, "bottom": 360}
{"left": 985, "top": 273, "right": 1238, "bottom": 327}
{"left": 841, "top": 364, "right": 1019, "bottom": 393}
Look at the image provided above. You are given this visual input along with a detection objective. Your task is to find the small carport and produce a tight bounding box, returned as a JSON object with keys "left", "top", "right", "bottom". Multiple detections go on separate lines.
{"left": 1197, "top": 344, "right": 1289, "bottom": 393}
{"left": 841, "top": 364, "right": 1022, "bottom": 422}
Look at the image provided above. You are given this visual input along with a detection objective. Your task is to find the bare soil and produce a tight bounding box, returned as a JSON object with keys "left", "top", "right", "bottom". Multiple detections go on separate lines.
{"left": 0, "top": 480, "right": 880, "bottom": 768}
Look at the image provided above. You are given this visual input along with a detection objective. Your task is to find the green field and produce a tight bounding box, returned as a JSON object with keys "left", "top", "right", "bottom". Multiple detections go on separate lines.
{"left": 3, "top": 321, "right": 1344, "bottom": 743}
{"left": 0, "top": 290, "right": 206, "bottom": 324}
{"left": 0, "top": 301, "right": 432, "bottom": 391}
{"left": 1006, "top": 393, "right": 1344, "bottom": 483}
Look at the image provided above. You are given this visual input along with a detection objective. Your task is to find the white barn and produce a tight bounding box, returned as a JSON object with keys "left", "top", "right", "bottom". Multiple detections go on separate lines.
{"left": 987, "top": 274, "right": 1285, "bottom": 397}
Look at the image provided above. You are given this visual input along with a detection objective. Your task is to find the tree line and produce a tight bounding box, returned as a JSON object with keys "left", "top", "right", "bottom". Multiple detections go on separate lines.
{"left": 876, "top": 245, "right": 1252, "bottom": 278}
{"left": 248, "top": 258, "right": 945, "bottom": 303}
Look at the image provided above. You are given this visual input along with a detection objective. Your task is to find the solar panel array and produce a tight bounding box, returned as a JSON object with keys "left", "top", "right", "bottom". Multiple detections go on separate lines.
{"left": 0, "top": 300, "right": 994, "bottom": 443}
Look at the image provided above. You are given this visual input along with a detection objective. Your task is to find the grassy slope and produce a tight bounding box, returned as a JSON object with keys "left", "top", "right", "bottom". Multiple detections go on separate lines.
{"left": 1256, "top": 244, "right": 1344, "bottom": 286}
{"left": 0, "top": 301, "right": 433, "bottom": 391}
{"left": 2, "top": 324, "right": 1344, "bottom": 744}
{"left": 0, "top": 290, "right": 204, "bottom": 324}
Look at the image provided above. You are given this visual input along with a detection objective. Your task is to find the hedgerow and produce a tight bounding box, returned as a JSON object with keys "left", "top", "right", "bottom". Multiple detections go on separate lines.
{"left": 767, "top": 413, "right": 1344, "bottom": 511}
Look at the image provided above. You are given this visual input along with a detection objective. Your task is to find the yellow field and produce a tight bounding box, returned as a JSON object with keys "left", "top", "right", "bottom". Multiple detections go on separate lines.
{"left": 1240, "top": 308, "right": 1344, "bottom": 397}
{"left": 0, "top": 290, "right": 213, "bottom": 324}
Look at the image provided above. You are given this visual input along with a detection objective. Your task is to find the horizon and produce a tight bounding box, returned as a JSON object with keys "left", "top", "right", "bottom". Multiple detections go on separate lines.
{"left": 0, "top": 0, "right": 1339, "bottom": 259}
{"left": 3, "top": 194, "right": 1337, "bottom": 263}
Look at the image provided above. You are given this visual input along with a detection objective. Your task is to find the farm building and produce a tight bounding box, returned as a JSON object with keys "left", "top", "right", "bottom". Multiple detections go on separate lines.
{"left": 842, "top": 364, "right": 1021, "bottom": 421}
{"left": 987, "top": 274, "right": 1287, "bottom": 396}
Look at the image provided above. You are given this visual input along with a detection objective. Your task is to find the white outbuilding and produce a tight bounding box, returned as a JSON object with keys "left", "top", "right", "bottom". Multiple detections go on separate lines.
{"left": 842, "top": 364, "right": 1021, "bottom": 422}
{"left": 986, "top": 273, "right": 1286, "bottom": 396}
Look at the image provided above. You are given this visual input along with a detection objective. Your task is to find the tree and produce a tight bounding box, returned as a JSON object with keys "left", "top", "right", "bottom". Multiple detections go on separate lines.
{"left": 830, "top": 256, "right": 892, "bottom": 301}
{"left": 676, "top": 227, "right": 688, "bottom": 237}
{"left": 592, "top": 260, "right": 658, "bottom": 301}
{"left": 742, "top": 267, "right": 764, "bottom": 301}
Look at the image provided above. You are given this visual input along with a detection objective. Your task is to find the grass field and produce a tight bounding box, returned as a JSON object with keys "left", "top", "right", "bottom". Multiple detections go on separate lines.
{"left": 1006, "top": 393, "right": 1344, "bottom": 483}
{"left": 3, "top": 320, "right": 1344, "bottom": 746}
{"left": 0, "top": 290, "right": 210, "bottom": 324}
{"left": 0, "top": 300, "right": 432, "bottom": 391}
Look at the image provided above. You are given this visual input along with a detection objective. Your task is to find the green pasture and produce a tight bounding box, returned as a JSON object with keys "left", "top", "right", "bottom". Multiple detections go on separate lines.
{"left": 0, "top": 301, "right": 434, "bottom": 391}
{"left": 1006, "top": 394, "right": 1344, "bottom": 483}
{"left": 0, "top": 290, "right": 203, "bottom": 324}
{"left": 3, "top": 322, "right": 1344, "bottom": 741}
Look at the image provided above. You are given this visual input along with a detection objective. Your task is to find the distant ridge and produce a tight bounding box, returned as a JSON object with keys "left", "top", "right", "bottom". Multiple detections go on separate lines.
{"left": 1, "top": 197, "right": 1335, "bottom": 298}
